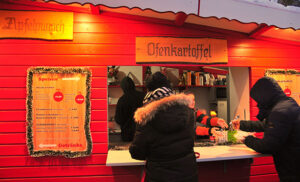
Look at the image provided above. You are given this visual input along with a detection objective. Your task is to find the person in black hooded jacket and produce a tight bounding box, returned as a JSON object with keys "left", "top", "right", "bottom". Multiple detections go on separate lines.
{"left": 231, "top": 76, "right": 300, "bottom": 182}
{"left": 129, "top": 72, "right": 198, "bottom": 182}
{"left": 115, "top": 76, "right": 145, "bottom": 142}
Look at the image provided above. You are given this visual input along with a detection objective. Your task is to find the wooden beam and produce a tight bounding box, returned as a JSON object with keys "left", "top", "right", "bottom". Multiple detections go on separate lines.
{"left": 90, "top": 4, "right": 100, "bottom": 15}
{"left": 249, "top": 24, "right": 273, "bottom": 39}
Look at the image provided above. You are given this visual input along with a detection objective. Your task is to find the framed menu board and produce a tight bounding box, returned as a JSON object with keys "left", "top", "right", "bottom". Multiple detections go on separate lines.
{"left": 26, "top": 67, "right": 92, "bottom": 158}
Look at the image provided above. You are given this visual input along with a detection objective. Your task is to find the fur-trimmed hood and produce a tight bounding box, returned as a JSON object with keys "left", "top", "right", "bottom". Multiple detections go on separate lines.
{"left": 134, "top": 93, "right": 195, "bottom": 126}
{"left": 130, "top": 93, "right": 199, "bottom": 181}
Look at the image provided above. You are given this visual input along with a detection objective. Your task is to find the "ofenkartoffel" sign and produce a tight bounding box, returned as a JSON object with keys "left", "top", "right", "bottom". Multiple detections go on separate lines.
{"left": 136, "top": 37, "right": 228, "bottom": 64}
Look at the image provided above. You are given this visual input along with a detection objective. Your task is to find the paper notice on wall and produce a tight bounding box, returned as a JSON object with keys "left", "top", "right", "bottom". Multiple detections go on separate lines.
{"left": 265, "top": 70, "right": 300, "bottom": 105}
{"left": 26, "top": 67, "right": 92, "bottom": 158}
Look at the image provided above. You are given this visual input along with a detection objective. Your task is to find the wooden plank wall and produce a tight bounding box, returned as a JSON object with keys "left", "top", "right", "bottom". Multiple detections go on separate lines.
{"left": 1, "top": 7, "right": 300, "bottom": 181}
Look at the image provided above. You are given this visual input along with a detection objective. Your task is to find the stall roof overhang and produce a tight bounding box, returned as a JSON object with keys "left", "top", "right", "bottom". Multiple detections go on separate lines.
{"left": 47, "top": 0, "right": 300, "bottom": 29}
{"left": 2, "top": 0, "right": 300, "bottom": 44}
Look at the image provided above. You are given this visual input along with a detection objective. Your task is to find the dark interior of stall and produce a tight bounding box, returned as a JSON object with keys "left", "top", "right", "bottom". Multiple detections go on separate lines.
{"left": 107, "top": 65, "right": 230, "bottom": 150}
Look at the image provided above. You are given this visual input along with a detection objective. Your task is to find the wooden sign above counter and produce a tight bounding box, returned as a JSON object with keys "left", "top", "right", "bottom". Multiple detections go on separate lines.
{"left": 136, "top": 37, "right": 228, "bottom": 64}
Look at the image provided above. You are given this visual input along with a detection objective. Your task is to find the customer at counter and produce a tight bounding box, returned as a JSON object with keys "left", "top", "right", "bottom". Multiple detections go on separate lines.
{"left": 115, "top": 76, "right": 145, "bottom": 142}
{"left": 130, "top": 72, "right": 198, "bottom": 182}
{"left": 232, "top": 77, "right": 300, "bottom": 182}
{"left": 129, "top": 72, "right": 228, "bottom": 182}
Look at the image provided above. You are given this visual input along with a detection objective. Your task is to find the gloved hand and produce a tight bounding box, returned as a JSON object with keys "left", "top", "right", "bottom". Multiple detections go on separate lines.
{"left": 196, "top": 109, "right": 228, "bottom": 129}
{"left": 196, "top": 109, "right": 206, "bottom": 117}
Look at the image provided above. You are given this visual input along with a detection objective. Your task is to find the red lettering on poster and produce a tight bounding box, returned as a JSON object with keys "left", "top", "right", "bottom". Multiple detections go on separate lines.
{"left": 75, "top": 94, "right": 84, "bottom": 104}
{"left": 284, "top": 88, "right": 291, "bottom": 97}
{"left": 53, "top": 91, "right": 64, "bottom": 102}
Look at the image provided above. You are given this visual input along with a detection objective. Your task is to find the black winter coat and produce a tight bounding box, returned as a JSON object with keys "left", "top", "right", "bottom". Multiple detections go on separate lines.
{"left": 240, "top": 77, "right": 300, "bottom": 182}
{"left": 115, "top": 77, "right": 145, "bottom": 142}
{"left": 130, "top": 94, "right": 198, "bottom": 182}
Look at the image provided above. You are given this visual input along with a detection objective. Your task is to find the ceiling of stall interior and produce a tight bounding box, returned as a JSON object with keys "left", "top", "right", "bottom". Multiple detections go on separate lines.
{"left": 3, "top": 0, "right": 300, "bottom": 44}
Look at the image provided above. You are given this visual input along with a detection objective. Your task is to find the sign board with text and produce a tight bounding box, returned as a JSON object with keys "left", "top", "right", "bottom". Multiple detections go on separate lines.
{"left": 136, "top": 37, "right": 228, "bottom": 64}
{"left": 27, "top": 67, "right": 92, "bottom": 158}
{"left": 0, "top": 10, "right": 73, "bottom": 40}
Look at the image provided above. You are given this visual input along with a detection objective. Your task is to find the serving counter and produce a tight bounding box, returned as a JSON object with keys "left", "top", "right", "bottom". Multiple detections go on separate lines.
{"left": 106, "top": 144, "right": 268, "bottom": 166}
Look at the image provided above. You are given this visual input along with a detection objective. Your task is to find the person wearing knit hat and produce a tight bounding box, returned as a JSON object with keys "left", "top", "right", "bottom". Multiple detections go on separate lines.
{"left": 145, "top": 71, "right": 171, "bottom": 92}
{"left": 142, "top": 72, "right": 173, "bottom": 105}
{"left": 129, "top": 71, "right": 227, "bottom": 182}
{"left": 130, "top": 71, "right": 198, "bottom": 182}
{"left": 231, "top": 76, "right": 300, "bottom": 181}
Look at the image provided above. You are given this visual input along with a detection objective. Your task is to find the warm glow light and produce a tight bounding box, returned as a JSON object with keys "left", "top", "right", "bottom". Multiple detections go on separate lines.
{"left": 236, "top": 43, "right": 250, "bottom": 47}
{"left": 261, "top": 27, "right": 300, "bottom": 42}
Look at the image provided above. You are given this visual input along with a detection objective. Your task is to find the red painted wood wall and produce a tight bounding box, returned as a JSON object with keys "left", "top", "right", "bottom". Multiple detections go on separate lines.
{"left": 1, "top": 4, "right": 300, "bottom": 181}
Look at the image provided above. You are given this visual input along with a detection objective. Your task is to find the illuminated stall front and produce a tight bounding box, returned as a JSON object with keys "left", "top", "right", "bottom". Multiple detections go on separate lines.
{"left": 0, "top": 0, "right": 300, "bottom": 181}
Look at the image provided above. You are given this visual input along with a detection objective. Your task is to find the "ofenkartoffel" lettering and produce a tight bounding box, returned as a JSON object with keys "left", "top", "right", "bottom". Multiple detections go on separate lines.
{"left": 147, "top": 42, "right": 212, "bottom": 60}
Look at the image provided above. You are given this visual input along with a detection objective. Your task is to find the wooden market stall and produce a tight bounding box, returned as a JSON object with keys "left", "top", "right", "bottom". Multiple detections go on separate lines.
{"left": 0, "top": 0, "right": 300, "bottom": 181}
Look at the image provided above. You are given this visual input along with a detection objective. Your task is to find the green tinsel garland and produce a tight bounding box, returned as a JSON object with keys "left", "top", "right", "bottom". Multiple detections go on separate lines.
{"left": 265, "top": 69, "right": 300, "bottom": 76}
{"left": 227, "top": 130, "right": 238, "bottom": 144}
{"left": 26, "top": 67, "right": 92, "bottom": 158}
{"left": 265, "top": 69, "right": 286, "bottom": 76}
{"left": 286, "top": 69, "right": 298, "bottom": 74}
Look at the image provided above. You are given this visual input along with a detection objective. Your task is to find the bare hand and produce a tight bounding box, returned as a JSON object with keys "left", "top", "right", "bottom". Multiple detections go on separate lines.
{"left": 241, "top": 136, "right": 246, "bottom": 143}
{"left": 108, "top": 121, "right": 116, "bottom": 133}
{"left": 231, "top": 119, "right": 240, "bottom": 130}
{"left": 217, "top": 118, "right": 228, "bottom": 129}
{"left": 211, "top": 127, "right": 223, "bottom": 137}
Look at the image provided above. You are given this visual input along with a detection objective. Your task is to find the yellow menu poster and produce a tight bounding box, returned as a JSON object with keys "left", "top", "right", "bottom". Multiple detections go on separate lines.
{"left": 265, "top": 69, "right": 300, "bottom": 105}
{"left": 27, "top": 67, "right": 92, "bottom": 158}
